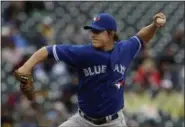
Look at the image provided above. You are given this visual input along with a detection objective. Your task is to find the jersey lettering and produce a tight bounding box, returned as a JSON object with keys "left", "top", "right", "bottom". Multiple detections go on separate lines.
{"left": 113, "top": 64, "right": 126, "bottom": 75}
{"left": 83, "top": 65, "right": 107, "bottom": 76}
{"left": 83, "top": 64, "right": 126, "bottom": 77}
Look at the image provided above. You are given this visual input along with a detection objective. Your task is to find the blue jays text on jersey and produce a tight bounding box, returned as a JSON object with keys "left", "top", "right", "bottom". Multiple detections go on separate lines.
{"left": 46, "top": 35, "right": 143, "bottom": 118}
{"left": 82, "top": 64, "right": 126, "bottom": 77}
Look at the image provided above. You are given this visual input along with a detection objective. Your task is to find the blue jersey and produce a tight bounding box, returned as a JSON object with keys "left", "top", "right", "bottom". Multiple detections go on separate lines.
{"left": 46, "top": 35, "right": 143, "bottom": 118}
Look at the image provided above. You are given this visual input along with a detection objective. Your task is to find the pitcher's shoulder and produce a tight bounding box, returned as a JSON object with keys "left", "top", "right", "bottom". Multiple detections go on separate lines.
{"left": 115, "top": 40, "right": 128, "bottom": 46}
{"left": 70, "top": 44, "right": 94, "bottom": 55}
{"left": 75, "top": 44, "right": 93, "bottom": 51}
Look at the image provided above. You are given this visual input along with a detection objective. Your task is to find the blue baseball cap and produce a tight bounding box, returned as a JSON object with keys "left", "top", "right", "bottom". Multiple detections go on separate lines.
{"left": 84, "top": 13, "right": 117, "bottom": 31}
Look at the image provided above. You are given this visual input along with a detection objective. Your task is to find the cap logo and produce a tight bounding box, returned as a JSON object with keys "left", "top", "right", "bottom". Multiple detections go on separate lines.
{"left": 93, "top": 16, "right": 100, "bottom": 22}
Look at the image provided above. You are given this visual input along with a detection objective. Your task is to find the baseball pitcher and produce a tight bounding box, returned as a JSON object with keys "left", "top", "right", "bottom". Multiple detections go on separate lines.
{"left": 14, "top": 12, "right": 166, "bottom": 127}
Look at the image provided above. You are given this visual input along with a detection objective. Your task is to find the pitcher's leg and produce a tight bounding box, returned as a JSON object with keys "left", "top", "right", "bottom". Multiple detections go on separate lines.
{"left": 58, "top": 113, "right": 83, "bottom": 127}
{"left": 58, "top": 113, "right": 95, "bottom": 127}
{"left": 120, "top": 111, "right": 127, "bottom": 127}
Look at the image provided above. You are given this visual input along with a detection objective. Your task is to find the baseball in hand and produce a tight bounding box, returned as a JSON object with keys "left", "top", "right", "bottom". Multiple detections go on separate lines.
{"left": 156, "top": 18, "right": 166, "bottom": 25}
{"left": 153, "top": 12, "right": 166, "bottom": 27}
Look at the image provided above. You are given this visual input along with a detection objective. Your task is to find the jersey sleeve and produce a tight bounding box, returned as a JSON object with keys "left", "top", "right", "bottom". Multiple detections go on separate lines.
{"left": 46, "top": 44, "right": 83, "bottom": 67}
{"left": 120, "top": 35, "right": 144, "bottom": 59}
{"left": 117, "top": 35, "right": 144, "bottom": 66}
{"left": 127, "top": 35, "right": 144, "bottom": 58}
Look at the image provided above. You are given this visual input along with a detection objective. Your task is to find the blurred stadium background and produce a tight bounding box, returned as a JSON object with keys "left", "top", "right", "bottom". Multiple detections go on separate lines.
{"left": 1, "top": 1, "right": 184, "bottom": 127}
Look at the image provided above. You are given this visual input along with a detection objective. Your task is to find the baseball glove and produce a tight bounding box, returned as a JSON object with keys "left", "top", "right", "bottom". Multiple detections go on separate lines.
{"left": 14, "top": 70, "right": 35, "bottom": 101}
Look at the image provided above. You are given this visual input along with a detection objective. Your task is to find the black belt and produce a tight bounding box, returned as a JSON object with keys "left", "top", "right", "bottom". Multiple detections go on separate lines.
{"left": 78, "top": 109, "right": 119, "bottom": 125}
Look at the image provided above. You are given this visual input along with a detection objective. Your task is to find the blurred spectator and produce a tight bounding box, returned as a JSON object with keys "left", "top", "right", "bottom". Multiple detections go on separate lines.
{"left": 2, "top": 33, "right": 23, "bottom": 65}
{"left": 162, "top": 28, "right": 184, "bottom": 64}
{"left": 31, "top": 16, "right": 55, "bottom": 49}
{"left": 40, "top": 16, "right": 55, "bottom": 44}
{"left": 159, "top": 58, "right": 181, "bottom": 91}
{"left": 133, "top": 58, "right": 161, "bottom": 91}
{"left": 8, "top": 24, "right": 28, "bottom": 50}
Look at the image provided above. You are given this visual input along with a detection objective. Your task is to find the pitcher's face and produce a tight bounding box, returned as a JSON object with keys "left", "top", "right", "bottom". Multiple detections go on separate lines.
{"left": 90, "top": 30, "right": 111, "bottom": 49}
